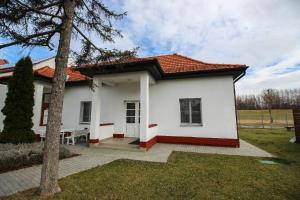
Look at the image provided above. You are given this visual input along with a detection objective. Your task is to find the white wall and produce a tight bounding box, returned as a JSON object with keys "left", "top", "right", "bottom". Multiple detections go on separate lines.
{"left": 33, "top": 57, "right": 74, "bottom": 69}
{"left": 148, "top": 126, "right": 158, "bottom": 140}
{"left": 32, "top": 81, "right": 52, "bottom": 132}
{"left": 60, "top": 83, "right": 140, "bottom": 139}
{"left": 0, "top": 81, "right": 50, "bottom": 133}
{"left": 1, "top": 72, "right": 238, "bottom": 141}
{"left": 61, "top": 85, "right": 92, "bottom": 130}
{"left": 100, "top": 82, "right": 140, "bottom": 134}
{"left": 99, "top": 125, "right": 114, "bottom": 140}
{"left": 0, "top": 84, "right": 7, "bottom": 131}
{"left": 33, "top": 57, "right": 56, "bottom": 69}
{"left": 149, "top": 76, "right": 237, "bottom": 139}
{"left": 32, "top": 82, "right": 44, "bottom": 131}
{"left": 96, "top": 73, "right": 237, "bottom": 141}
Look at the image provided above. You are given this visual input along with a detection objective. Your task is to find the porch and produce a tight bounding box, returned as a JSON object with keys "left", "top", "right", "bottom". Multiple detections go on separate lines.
{"left": 95, "top": 137, "right": 143, "bottom": 151}
{"left": 89, "top": 72, "right": 157, "bottom": 150}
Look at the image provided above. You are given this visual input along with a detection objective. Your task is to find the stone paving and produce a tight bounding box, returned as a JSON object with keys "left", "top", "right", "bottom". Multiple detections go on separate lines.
{"left": 0, "top": 139, "right": 274, "bottom": 197}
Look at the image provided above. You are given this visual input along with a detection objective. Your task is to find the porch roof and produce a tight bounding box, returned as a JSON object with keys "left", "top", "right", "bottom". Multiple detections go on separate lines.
{"left": 76, "top": 54, "right": 248, "bottom": 82}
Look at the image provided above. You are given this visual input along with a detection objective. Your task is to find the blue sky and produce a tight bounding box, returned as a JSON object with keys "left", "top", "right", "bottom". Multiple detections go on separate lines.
{"left": 1, "top": 0, "right": 300, "bottom": 94}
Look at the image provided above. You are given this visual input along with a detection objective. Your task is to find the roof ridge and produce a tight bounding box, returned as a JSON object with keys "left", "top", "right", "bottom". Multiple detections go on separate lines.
{"left": 33, "top": 56, "right": 55, "bottom": 65}
{"left": 171, "top": 53, "right": 207, "bottom": 64}
{"left": 171, "top": 53, "right": 246, "bottom": 67}
{"left": 141, "top": 53, "right": 177, "bottom": 59}
{"left": 35, "top": 66, "right": 52, "bottom": 70}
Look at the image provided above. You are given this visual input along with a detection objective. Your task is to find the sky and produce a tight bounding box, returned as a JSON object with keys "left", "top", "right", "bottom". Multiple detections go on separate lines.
{"left": 1, "top": 0, "right": 300, "bottom": 95}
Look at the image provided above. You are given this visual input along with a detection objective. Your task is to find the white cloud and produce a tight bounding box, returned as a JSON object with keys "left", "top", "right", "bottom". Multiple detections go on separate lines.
{"left": 114, "top": 0, "right": 300, "bottom": 94}
{"left": 236, "top": 49, "right": 300, "bottom": 94}
{"left": 5, "top": 0, "right": 298, "bottom": 95}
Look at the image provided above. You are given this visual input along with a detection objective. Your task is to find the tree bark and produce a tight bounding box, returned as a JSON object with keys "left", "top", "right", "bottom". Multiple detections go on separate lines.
{"left": 40, "top": 0, "right": 76, "bottom": 197}
{"left": 269, "top": 108, "right": 273, "bottom": 123}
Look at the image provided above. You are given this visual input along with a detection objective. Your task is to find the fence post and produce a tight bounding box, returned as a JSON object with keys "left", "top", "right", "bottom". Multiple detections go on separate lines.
{"left": 286, "top": 112, "right": 288, "bottom": 127}
{"left": 238, "top": 113, "right": 240, "bottom": 128}
{"left": 261, "top": 110, "right": 264, "bottom": 128}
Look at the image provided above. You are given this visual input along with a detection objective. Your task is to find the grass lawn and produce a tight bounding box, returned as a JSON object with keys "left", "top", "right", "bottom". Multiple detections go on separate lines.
{"left": 1, "top": 128, "right": 300, "bottom": 200}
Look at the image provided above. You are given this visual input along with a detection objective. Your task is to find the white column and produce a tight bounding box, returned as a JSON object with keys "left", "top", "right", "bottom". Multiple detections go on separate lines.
{"left": 140, "top": 73, "right": 149, "bottom": 142}
{"left": 89, "top": 78, "right": 102, "bottom": 144}
{"left": 33, "top": 83, "right": 44, "bottom": 132}
{"left": 0, "top": 84, "right": 8, "bottom": 131}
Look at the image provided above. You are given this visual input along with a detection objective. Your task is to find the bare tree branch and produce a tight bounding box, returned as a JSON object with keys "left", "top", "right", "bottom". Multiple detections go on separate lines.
{"left": 0, "top": 29, "right": 58, "bottom": 49}
{"left": 15, "top": 0, "right": 63, "bottom": 19}
{"left": 22, "top": 1, "right": 62, "bottom": 11}
{"left": 72, "top": 23, "right": 104, "bottom": 55}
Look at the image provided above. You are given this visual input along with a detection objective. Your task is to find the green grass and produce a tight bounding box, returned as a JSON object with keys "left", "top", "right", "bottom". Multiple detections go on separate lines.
{"left": 237, "top": 109, "right": 293, "bottom": 126}
{"left": 1, "top": 129, "right": 300, "bottom": 200}
{"left": 240, "top": 128, "right": 299, "bottom": 164}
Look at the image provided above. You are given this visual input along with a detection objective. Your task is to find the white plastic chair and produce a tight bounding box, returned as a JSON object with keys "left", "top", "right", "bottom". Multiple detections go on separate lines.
{"left": 66, "top": 129, "right": 89, "bottom": 145}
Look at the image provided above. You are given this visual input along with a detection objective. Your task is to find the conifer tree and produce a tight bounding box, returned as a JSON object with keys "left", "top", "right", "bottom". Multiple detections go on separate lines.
{"left": 0, "top": 0, "right": 136, "bottom": 197}
{"left": 0, "top": 57, "right": 35, "bottom": 144}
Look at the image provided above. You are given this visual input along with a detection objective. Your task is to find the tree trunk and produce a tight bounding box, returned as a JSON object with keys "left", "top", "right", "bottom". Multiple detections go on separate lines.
{"left": 40, "top": 0, "right": 76, "bottom": 197}
{"left": 269, "top": 108, "right": 273, "bottom": 123}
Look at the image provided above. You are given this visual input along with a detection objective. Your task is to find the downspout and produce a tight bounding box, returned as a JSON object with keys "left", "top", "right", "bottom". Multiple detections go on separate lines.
{"left": 233, "top": 82, "right": 240, "bottom": 147}
{"left": 233, "top": 69, "right": 247, "bottom": 147}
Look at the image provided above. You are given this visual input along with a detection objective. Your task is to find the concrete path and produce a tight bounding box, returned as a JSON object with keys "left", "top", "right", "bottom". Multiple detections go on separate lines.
{"left": 0, "top": 139, "right": 273, "bottom": 197}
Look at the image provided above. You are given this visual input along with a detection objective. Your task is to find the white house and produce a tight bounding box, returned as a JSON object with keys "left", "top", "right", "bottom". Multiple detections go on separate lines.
{"left": 0, "top": 54, "right": 247, "bottom": 150}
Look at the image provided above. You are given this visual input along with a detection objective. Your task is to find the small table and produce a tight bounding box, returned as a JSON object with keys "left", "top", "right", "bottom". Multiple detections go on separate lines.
{"left": 60, "top": 129, "right": 74, "bottom": 144}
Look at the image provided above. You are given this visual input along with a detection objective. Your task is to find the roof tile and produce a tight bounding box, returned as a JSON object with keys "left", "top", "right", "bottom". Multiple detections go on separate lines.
{"left": 0, "top": 66, "right": 90, "bottom": 82}
{"left": 77, "top": 53, "right": 247, "bottom": 74}
{"left": 34, "top": 66, "right": 91, "bottom": 82}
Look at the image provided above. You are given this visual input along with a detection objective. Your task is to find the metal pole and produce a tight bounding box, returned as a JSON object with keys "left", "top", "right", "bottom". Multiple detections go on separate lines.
{"left": 261, "top": 110, "right": 264, "bottom": 128}
{"left": 286, "top": 112, "right": 288, "bottom": 127}
{"left": 238, "top": 113, "right": 240, "bottom": 128}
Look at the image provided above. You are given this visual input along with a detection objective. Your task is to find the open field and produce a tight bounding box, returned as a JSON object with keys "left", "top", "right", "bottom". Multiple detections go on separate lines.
{"left": 1, "top": 128, "right": 300, "bottom": 200}
{"left": 237, "top": 109, "right": 294, "bottom": 127}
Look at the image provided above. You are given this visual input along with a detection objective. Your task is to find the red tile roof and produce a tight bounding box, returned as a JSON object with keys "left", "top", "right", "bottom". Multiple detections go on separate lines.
{"left": 34, "top": 66, "right": 91, "bottom": 82}
{"left": 151, "top": 54, "right": 247, "bottom": 73}
{"left": 77, "top": 53, "right": 247, "bottom": 74}
{"left": 0, "top": 66, "right": 90, "bottom": 83}
{"left": 0, "top": 59, "right": 8, "bottom": 65}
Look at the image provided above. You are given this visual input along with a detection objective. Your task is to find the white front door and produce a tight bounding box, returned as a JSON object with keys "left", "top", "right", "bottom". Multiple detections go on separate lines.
{"left": 125, "top": 101, "right": 140, "bottom": 137}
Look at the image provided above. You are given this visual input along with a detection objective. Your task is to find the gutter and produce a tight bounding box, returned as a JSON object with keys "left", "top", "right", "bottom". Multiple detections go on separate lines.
{"left": 77, "top": 60, "right": 249, "bottom": 82}
{"left": 233, "top": 68, "right": 247, "bottom": 83}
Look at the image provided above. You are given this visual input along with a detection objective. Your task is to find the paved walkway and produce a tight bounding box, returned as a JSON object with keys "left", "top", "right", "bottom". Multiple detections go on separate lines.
{"left": 0, "top": 139, "right": 273, "bottom": 197}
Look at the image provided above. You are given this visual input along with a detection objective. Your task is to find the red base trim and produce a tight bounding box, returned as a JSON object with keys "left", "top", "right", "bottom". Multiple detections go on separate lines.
{"left": 100, "top": 123, "right": 114, "bottom": 126}
{"left": 140, "top": 136, "right": 157, "bottom": 150}
{"left": 140, "top": 136, "right": 239, "bottom": 151}
{"left": 157, "top": 136, "right": 240, "bottom": 148}
{"left": 89, "top": 139, "right": 99, "bottom": 144}
{"left": 148, "top": 124, "right": 157, "bottom": 128}
{"left": 113, "top": 133, "right": 124, "bottom": 138}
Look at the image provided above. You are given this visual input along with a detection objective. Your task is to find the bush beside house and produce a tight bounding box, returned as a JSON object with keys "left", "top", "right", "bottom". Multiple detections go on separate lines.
{"left": 0, "top": 143, "right": 74, "bottom": 173}
{"left": 0, "top": 57, "right": 35, "bottom": 144}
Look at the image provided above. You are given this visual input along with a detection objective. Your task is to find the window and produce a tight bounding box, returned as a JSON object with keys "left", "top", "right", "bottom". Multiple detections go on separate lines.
{"left": 179, "top": 98, "right": 202, "bottom": 125}
{"left": 40, "top": 93, "right": 51, "bottom": 126}
{"left": 80, "top": 101, "right": 92, "bottom": 123}
{"left": 126, "top": 102, "right": 136, "bottom": 123}
{"left": 125, "top": 102, "right": 140, "bottom": 123}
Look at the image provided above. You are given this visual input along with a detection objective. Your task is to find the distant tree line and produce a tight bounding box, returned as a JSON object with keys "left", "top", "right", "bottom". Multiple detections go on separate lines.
{"left": 236, "top": 88, "right": 300, "bottom": 110}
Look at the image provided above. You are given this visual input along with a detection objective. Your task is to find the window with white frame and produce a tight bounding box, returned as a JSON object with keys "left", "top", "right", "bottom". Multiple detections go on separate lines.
{"left": 80, "top": 101, "right": 92, "bottom": 124}
{"left": 179, "top": 98, "right": 202, "bottom": 125}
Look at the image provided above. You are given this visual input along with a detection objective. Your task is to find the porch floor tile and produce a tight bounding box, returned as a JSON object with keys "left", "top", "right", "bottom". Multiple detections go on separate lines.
{"left": 101, "top": 137, "right": 137, "bottom": 145}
